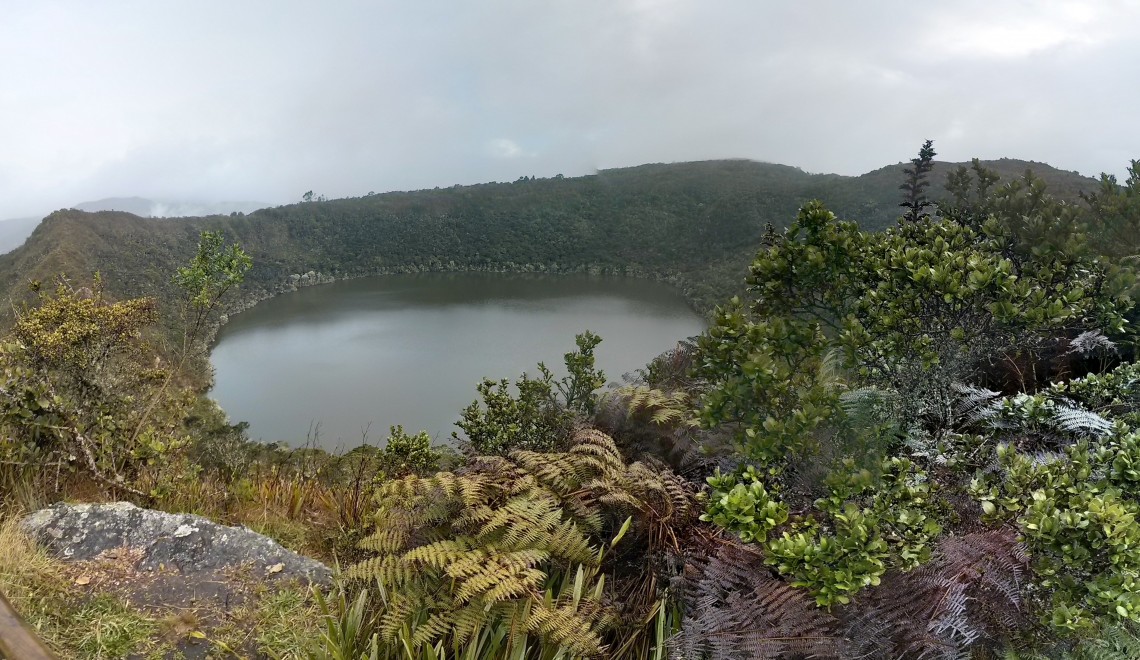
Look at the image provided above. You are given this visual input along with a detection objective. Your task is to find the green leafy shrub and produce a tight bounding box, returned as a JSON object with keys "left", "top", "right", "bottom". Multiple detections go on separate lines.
{"left": 454, "top": 332, "right": 606, "bottom": 455}
{"left": 699, "top": 456, "right": 944, "bottom": 607}
{"left": 378, "top": 425, "right": 441, "bottom": 477}
{"left": 700, "top": 466, "right": 787, "bottom": 543}
{"left": 974, "top": 439, "right": 1140, "bottom": 631}
{"left": 453, "top": 373, "right": 573, "bottom": 454}
{"left": 764, "top": 457, "right": 943, "bottom": 607}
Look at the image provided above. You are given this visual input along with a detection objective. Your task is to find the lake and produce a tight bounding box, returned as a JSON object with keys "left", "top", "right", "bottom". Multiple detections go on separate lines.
{"left": 209, "top": 273, "right": 705, "bottom": 450}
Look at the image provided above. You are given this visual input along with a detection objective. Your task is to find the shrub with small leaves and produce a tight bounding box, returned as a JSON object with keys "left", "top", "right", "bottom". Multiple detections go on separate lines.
{"left": 378, "top": 425, "right": 441, "bottom": 477}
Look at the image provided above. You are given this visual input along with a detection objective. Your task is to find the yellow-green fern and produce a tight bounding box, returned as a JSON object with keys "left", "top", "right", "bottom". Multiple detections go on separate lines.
{"left": 347, "top": 429, "right": 696, "bottom": 658}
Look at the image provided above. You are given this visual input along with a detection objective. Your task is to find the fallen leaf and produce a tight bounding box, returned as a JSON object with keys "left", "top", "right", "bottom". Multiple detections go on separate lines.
{"left": 74, "top": 575, "right": 91, "bottom": 586}
{"left": 267, "top": 563, "right": 285, "bottom": 575}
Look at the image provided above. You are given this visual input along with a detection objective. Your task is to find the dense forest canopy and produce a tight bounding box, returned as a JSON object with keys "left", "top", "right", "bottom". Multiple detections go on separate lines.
{"left": 0, "top": 158, "right": 1098, "bottom": 342}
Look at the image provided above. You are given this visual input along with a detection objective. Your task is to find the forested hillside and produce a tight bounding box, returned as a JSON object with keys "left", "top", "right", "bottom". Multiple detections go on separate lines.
{"left": 8, "top": 148, "right": 1140, "bottom": 658}
{"left": 0, "top": 158, "right": 1097, "bottom": 335}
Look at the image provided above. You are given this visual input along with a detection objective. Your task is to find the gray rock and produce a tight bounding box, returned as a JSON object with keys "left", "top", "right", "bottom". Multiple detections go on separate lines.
{"left": 21, "top": 501, "right": 331, "bottom": 585}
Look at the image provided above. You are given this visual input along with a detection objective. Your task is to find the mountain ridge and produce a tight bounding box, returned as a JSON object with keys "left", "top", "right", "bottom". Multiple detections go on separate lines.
{"left": 0, "top": 157, "right": 1100, "bottom": 339}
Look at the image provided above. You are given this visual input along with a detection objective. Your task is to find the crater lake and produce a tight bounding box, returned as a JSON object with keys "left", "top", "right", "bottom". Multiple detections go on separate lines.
{"left": 209, "top": 273, "right": 705, "bottom": 450}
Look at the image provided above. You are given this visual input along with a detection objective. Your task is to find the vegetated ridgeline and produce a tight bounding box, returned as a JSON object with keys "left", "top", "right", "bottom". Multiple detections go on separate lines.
{"left": 0, "top": 158, "right": 1096, "bottom": 345}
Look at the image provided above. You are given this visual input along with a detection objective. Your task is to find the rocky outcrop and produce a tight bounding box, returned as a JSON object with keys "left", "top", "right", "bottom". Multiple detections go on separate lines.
{"left": 21, "top": 501, "right": 330, "bottom": 585}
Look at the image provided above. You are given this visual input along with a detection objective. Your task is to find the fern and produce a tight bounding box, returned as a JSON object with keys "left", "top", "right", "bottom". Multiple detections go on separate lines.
{"left": 673, "top": 542, "right": 843, "bottom": 659}
{"left": 349, "top": 429, "right": 696, "bottom": 657}
{"left": 952, "top": 382, "right": 1002, "bottom": 426}
{"left": 1053, "top": 403, "right": 1114, "bottom": 437}
{"left": 841, "top": 528, "right": 1029, "bottom": 659}
{"left": 600, "top": 385, "right": 696, "bottom": 429}
{"left": 1068, "top": 330, "right": 1117, "bottom": 357}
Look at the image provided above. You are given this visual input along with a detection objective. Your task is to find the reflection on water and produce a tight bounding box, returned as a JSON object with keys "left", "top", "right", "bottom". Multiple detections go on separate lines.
{"left": 209, "top": 273, "right": 705, "bottom": 451}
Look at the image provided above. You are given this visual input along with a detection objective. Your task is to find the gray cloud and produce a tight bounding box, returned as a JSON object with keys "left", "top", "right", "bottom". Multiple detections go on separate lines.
{"left": 1, "top": 0, "right": 1137, "bottom": 219}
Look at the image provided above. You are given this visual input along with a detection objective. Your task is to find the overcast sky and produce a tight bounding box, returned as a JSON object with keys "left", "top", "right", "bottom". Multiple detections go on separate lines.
{"left": 1, "top": 0, "right": 1138, "bottom": 219}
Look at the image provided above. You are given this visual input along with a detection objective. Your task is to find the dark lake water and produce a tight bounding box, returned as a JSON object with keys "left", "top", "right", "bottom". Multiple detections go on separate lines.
{"left": 209, "top": 273, "right": 705, "bottom": 450}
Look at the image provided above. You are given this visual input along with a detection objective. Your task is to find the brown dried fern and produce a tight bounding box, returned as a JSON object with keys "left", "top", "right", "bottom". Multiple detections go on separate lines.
{"left": 840, "top": 528, "right": 1029, "bottom": 659}
{"left": 673, "top": 542, "right": 844, "bottom": 660}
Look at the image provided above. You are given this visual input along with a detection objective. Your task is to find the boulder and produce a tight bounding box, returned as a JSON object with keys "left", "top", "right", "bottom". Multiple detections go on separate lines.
{"left": 21, "top": 501, "right": 331, "bottom": 585}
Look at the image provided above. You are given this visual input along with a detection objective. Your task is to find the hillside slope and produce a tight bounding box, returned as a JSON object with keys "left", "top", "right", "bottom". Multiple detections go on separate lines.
{"left": 0, "top": 158, "right": 1098, "bottom": 330}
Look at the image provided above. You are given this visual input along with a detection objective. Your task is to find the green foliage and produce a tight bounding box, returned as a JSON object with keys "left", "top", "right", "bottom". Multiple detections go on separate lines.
{"left": 0, "top": 232, "right": 255, "bottom": 504}
{"left": 378, "top": 425, "right": 441, "bottom": 477}
{"left": 173, "top": 229, "right": 253, "bottom": 313}
{"left": 766, "top": 457, "right": 943, "bottom": 607}
{"left": 171, "top": 229, "right": 252, "bottom": 364}
{"left": 455, "top": 333, "right": 606, "bottom": 455}
{"left": 694, "top": 154, "right": 1133, "bottom": 478}
{"left": 700, "top": 466, "right": 787, "bottom": 543}
{"left": 13, "top": 276, "right": 158, "bottom": 374}
{"left": 308, "top": 584, "right": 379, "bottom": 660}
{"left": 691, "top": 153, "right": 1123, "bottom": 616}
{"left": 454, "top": 374, "right": 572, "bottom": 455}
{"left": 693, "top": 294, "right": 837, "bottom": 465}
{"left": 1083, "top": 160, "right": 1140, "bottom": 263}
{"left": 1051, "top": 359, "right": 1140, "bottom": 428}
{"left": 764, "top": 508, "right": 890, "bottom": 608}
{"left": 542, "top": 330, "right": 606, "bottom": 416}
{"left": 0, "top": 280, "right": 173, "bottom": 497}
{"left": 699, "top": 456, "right": 944, "bottom": 608}
{"left": 973, "top": 438, "right": 1140, "bottom": 632}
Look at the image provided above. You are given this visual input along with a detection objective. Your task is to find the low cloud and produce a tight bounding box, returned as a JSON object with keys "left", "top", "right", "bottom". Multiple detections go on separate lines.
{"left": 0, "top": 1, "right": 1137, "bottom": 219}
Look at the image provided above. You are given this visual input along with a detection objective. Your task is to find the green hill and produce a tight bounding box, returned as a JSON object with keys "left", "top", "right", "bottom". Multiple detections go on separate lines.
{"left": 0, "top": 158, "right": 1098, "bottom": 334}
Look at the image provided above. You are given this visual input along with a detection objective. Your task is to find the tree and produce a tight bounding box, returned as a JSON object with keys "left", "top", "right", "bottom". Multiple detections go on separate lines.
{"left": 899, "top": 139, "right": 936, "bottom": 223}
{"left": 1, "top": 278, "right": 160, "bottom": 496}
{"left": 455, "top": 332, "right": 607, "bottom": 454}
{"left": 541, "top": 330, "right": 606, "bottom": 416}
{"left": 1082, "top": 159, "right": 1140, "bottom": 261}
{"left": 302, "top": 190, "right": 314, "bottom": 203}
{"left": 131, "top": 231, "right": 251, "bottom": 446}
{"left": 172, "top": 230, "right": 253, "bottom": 351}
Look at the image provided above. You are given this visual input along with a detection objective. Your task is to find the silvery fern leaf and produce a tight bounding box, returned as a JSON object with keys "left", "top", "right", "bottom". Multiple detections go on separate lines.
{"left": 1067, "top": 330, "right": 1117, "bottom": 356}
{"left": 952, "top": 383, "right": 1002, "bottom": 425}
{"left": 1052, "top": 403, "right": 1114, "bottom": 438}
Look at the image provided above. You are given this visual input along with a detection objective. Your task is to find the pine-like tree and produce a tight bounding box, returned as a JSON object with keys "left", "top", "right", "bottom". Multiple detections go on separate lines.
{"left": 899, "top": 139, "right": 937, "bottom": 222}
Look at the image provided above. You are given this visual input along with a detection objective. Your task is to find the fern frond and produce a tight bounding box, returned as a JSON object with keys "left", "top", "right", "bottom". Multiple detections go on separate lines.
{"left": 842, "top": 528, "right": 1029, "bottom": 659}
{"left": 952, "top": 382, "right": 1002, "bottom": 425}
{"left": 1068, "top": 330, "right": 1117, "bottom": 357}
{"left": 1053, "top": 402, "right": 1114, "bottom": 437}
{"left": 674, "top": 542, "right": 842, "bottom": 660}
{"left": 525, "top": 601, "right": 607, "bottom": 657}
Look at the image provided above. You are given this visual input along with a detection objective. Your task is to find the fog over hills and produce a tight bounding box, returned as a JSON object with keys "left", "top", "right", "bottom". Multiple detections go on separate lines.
{"left": 0, "top": 197, "right": 270, "bottom": 254}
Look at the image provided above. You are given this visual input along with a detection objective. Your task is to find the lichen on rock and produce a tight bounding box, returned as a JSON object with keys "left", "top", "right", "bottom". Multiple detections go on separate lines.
{"left": 21, "top": 501, "right": 331, "bottom": 585}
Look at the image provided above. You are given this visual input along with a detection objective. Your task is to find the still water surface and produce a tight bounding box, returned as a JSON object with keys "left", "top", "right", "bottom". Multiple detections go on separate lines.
{"left": 209, "top": 273, "right": 705, "bottom": 450}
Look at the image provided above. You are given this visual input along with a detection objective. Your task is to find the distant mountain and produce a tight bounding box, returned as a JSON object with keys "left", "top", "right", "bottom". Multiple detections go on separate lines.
{"left": 0, "top": 216, "right": 44, "bottom": 255}
{"left": 0, "top": 158, "right": 1100, "bottom": 334}
{"left": 73, "top": 197, "right": 269, "bottom": 218}
{"left": 0, "top": 198, "right": 270, "bottom": 255}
